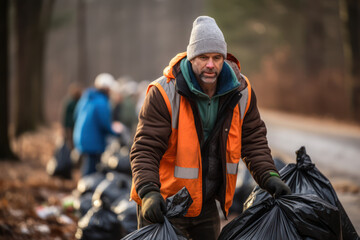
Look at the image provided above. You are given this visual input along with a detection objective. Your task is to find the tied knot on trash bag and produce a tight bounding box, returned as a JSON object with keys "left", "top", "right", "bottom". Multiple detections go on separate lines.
{"left": 295, "top": 146, "right": 315, "bottom": 170}
{"left": 121, "top": 187, "right": 193, "bottom": 240}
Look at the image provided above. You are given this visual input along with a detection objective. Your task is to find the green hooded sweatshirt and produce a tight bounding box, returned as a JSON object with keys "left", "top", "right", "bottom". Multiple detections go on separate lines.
{"left": 180, "top": 58, "right": 240, "bottom": 140}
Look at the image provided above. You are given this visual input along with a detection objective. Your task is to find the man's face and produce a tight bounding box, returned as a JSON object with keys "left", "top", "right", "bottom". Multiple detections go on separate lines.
{"left": 190, "top": 53, "right": 224, "bottom": 85}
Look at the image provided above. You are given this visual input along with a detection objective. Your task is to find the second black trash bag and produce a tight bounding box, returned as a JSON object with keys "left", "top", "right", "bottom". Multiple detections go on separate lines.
{"left": 219, "top": 194, "right": 341, "bottom": 240}
{"left": 46, "top": 142, "right": 72, "bottom": 179}
{"left": 283, "top": 147, "right": 359, "bottom": 239}
{"left": 243, "top": 146, "right": 359, "bottom": 240}
{"left": 121, "top": 187, "right": 193, "bottom": 240}
{"left": 76, "top": 205, "right": 125, "bottom": 240}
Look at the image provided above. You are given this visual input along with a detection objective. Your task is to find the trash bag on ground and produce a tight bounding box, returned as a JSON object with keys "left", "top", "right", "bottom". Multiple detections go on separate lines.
{"left": 111, "top": 196, "right": 138, "bottom": 234}
{"left": 77, "top": 172, "right": 106, "bottom": 195}
{"left": 219, "top": 194, "right": 341, "bottom": 240}
{"left": 92, "top": 172, "right": 132, "bottom": 208}
{"left": 100, "top": 138, "right": 132, "bottom": 175}
{"left": 121, "top": 187, "right": 193, "bottom": 240}
{"left": 46, "top": 142, "right": 72, "bottom": 179}
{"left": 76, "top": 205, "right": 125, "bottom": 240}
{"left": 229, "top": 157, "right": 286, "bottom": 214}
{"left": 99, "top": 152, "right": 132, "bottom": 176}
{"left": 243, "top": 146, "right": 359, "bottom": 240}
{"left": 73, "top": 192, "right": 93, "bottom": 217}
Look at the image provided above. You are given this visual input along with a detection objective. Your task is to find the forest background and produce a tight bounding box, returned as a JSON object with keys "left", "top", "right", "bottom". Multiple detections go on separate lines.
{"left": 1, "top": 0, "right": 360, "bottom": 159}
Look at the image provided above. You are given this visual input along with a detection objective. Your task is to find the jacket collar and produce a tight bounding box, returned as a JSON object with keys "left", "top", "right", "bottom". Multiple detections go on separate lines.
{"left": 163, "top": 52, "right": 247, "bottom": 96}
{"left": 180, "top": 58, "right": 240, "bottom": 98}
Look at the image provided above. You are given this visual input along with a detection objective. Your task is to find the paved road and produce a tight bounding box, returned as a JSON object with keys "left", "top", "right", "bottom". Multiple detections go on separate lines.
{"left": 261, "top": 109, "right": 360, "bottom": 234}
{"left": 262, "top": 110, "right": 360, "bottom": 181}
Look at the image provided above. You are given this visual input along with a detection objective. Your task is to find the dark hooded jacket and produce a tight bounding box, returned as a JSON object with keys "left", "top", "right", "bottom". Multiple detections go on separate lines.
{"left": 130, "top": 53, "right": 278, "bottom": 216}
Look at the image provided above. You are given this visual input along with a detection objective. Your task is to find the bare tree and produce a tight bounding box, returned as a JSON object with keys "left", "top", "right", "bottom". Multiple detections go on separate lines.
{"left": 77, "top": 0, "right": 88, "bottom": 85}
{"left": 340, "top": 0, "right": 360, "bottom": 121}
{"left": 13, "top": 0, "right": 55, "bottom": 136}
{"left": 304, "top": 0, "right": 325, "bottom": 78}
{"left": 0, "top": 0, "right": 17, "bottom": 160}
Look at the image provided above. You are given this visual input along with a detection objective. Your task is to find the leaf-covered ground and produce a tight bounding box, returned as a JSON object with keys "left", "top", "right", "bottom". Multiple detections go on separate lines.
{"left": 0, "top": 125, "right": 80, "bottom": 240}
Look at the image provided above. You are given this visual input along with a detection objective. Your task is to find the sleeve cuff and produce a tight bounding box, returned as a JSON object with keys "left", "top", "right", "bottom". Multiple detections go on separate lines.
{"left": 261, "top": 170, "right": 280, "bottom": 188}
{"left": 137, "top": 182, "right": 160, "bottom": 199}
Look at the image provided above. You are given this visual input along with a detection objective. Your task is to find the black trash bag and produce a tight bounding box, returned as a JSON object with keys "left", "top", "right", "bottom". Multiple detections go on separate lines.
{"left": 219, "top": 194, "right": 341, "bottom": 240}
{"left": 92, "top": 172, "right": 132, "bottom": 208}
{"left": 229, "top": 157, "right": 286, "bottom": 214}
{"left": 99, "top": 140, "right": 132, "bottom": 175}
{"left": 111, "top": 196, "right": 138, "bottom": 234}
{"left": 121, "top": 187, "right": 193, "bottom": 240}
{"left": 99, "top": 152, "right": 132, "bottom": 176}
{"left": 77, "top": 172, "right": 106, "bottom": 195}
{"left": 46, "top": 142, "right": 72, "bottom": 179}
{"left": 244, "top": 146, "right": 359, "bottom": 240}
{"left": 73, "top": 191, "right": 93, "bottom": 217}
{"left": 283, "top": 147, "right": 359, "bottom": 240}
{"left": 76, "top": 206, "right": 125, "bottom": 240}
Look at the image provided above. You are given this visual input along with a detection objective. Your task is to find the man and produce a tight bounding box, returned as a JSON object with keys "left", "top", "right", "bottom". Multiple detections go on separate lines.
{"left": 62, "top": 82, "right": 82, "bottom": 149}
{"left": 73, "top": 73, "right": 119, "bottom": 176}
{"left": 130, "top": 16, "right": 291, "bottom": 239}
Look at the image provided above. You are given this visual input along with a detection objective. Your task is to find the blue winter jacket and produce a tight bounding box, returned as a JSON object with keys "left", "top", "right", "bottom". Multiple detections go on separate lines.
{"left": 73, "top": 88, "right": 116, "bottom": 154}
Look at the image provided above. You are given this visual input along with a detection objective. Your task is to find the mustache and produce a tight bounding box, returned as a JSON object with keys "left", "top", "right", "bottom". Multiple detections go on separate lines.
{"left": 200, "top": 71, "right": 218, "bottom": 77}
{"left": 201, "top": 69, "right": 216, "bottom": 74}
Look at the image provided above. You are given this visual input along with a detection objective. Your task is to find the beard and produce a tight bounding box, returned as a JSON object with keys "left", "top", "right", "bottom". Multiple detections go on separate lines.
{"left": 199, "top": 70, "right": 218, "bottom": 84}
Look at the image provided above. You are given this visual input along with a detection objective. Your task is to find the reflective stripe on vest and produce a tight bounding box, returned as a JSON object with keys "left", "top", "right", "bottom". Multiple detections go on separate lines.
{"left": 226, "top": 162, "right": 238, "bottom": 175}
{"left": 174, "top": 166, "right": 199, "bottom": 179}
{"left": 150, "top": 77, "right": 180, "bottom": 129}
{"left": 239, "top": 81, "right": 249, "bottom": 120}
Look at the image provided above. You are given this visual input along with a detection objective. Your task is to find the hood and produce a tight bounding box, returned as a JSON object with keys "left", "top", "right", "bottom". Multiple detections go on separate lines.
{"left": 82, "top": 88, "right": 107, "bottom": 101}
{"left": 163, "top": 52, "right": 241, "bottom": 80}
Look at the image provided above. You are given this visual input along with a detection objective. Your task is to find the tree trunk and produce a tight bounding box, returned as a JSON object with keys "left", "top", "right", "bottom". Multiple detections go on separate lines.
{"left": 77, "top": 0, "right": 88, "bottom": 85}
{"left": 304, "top": 0, "right": 325, "bottom": 78}
{"left": 340, "top": 0, "right": 360, "bottom": 121}
{"left": 13, "top": 0, "right": 55, "bottom": 136}
{"left": 0, "top": 0, "right": 17, "bottom": 160}
{"left": 345, "top": 0, "right": 360, "bottom": 120}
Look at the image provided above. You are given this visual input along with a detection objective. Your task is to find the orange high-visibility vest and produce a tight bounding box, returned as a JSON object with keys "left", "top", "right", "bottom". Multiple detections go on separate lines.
{"left": 130, "top": 74, "right": 252, "bottom": 217}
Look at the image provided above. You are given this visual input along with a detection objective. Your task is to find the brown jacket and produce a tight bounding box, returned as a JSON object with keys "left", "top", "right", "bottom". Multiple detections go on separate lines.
{"left": 130, "top": 54, "right": 278, "bottom": 211}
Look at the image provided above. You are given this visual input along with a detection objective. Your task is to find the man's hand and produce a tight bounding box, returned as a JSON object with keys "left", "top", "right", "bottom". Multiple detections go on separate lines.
{"left": 264, "top": 176, "right": 291, "bottom": 198}
{"left": 141, "top": 191, "right": 166, "bottom": 224}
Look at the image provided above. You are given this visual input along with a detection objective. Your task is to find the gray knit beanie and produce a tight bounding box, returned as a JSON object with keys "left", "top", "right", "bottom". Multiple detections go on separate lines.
{"left": 187, "top": 16, "right": 227, "bottom": 60}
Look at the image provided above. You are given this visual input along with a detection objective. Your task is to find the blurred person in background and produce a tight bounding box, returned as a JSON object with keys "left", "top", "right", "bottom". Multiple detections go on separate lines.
{"left": 73, "top": 73, "right": 121, "bottom": 176}
{"left": 62, "top": 82, "right": 82, "bottom": 149}
{"left": 130, "top": 16, "right": 291, "bottom": 239}
{"left": 112, "top": 77, "right": 139, "bottom": 141}
{"left": 135, "top": 80, "right": 151, "bottom": 116}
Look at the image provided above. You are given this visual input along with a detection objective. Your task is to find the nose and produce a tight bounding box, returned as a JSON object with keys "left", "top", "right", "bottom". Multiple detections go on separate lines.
{"left": 206, "top": 59, "right": 214, "bottom": 69}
